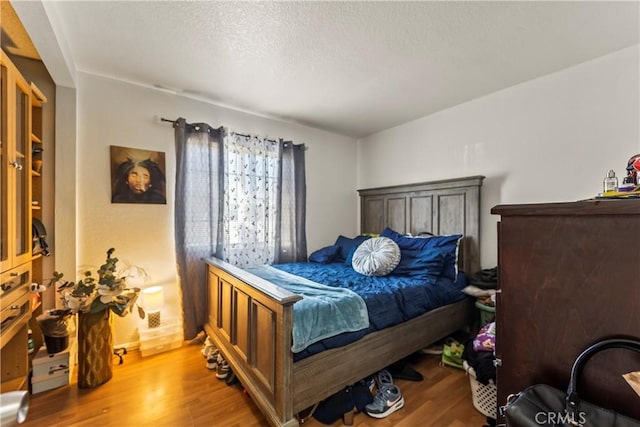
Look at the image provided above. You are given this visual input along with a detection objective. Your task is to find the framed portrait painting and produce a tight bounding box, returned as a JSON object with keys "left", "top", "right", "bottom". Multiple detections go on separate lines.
{"left": 110, "top": 145, "right": 166, "bottom": 204}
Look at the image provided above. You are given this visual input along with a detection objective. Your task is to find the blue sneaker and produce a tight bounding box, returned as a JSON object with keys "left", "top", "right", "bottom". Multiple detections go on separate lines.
{"left": 375, "top": 369, "right": 394, "bottom": 389}
{"left": 364, "top": 384, "right": 404, "bottom": 418}
{"left": 363, "top": 376, "right": 376, "bottom": 394}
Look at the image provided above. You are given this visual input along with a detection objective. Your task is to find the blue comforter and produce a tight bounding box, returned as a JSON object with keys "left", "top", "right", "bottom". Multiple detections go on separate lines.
{"left": 245, "top": 265, "right": 369, "bottom": 352}
{"left": 273, "top": 262, "right": 468, "bottom": 361}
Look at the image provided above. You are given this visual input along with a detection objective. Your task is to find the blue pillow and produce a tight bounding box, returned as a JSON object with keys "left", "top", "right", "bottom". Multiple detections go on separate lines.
{"left": 392, "top": 248, "right": 446, "bottom": 280}
{"left": 381, "top": 227, "right": 462, "bottom": 280}
{"left": 309, "top": 245, "right": 341, "bottom": 264}
{"left": 334, "top": 235, "right": 370, "bottom": 262}
{"left": 345, "top": 245, "right": 358, "bottom": 266}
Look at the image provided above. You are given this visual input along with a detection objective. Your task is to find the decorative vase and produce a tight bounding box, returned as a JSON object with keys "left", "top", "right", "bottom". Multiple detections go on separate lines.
{"left": 77, "top": 309, "right": 113, "bottom": 388}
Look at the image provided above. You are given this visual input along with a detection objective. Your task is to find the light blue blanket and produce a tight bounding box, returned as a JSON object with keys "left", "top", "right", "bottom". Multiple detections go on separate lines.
{"left": 246, "top": 265, "right": 370, "bottom": 353}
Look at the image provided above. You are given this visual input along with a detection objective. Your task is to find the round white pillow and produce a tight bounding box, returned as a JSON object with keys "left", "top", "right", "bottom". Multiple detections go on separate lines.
{"left": 352, "top": 237, "right": 401, "bottom": 276}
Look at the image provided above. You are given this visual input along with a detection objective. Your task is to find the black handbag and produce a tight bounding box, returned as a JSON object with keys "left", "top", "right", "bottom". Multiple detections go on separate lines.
{"left": 502, "top": 338, "right": 640, "bottom": 426}
{"left": 32, "top": 217, "right": 51, "bottom": 256}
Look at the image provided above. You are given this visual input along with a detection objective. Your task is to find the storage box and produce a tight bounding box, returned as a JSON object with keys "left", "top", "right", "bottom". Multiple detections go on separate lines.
{"left": 32, "top": 366, "right": 70, "bottom": 394}
{"left": 139, "top": 319, "right": 182, "bottom": 357}
{"left": 31, "top": 337, "right": 77, "bottom": 394}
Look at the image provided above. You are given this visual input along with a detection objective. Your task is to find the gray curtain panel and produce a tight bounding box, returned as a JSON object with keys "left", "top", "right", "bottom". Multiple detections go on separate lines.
{"left": 174, "top": 119, "right": 223, "bottom": 340}
{"left": 174, "top": 119, "right": 306, "bottom": 339}
{"left": 275, "top": 140, "right": 307, "bottom": 263}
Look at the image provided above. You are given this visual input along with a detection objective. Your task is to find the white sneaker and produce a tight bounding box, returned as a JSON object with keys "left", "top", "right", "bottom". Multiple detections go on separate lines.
{"left": 201, "top": 337, "right": 216, "bottom": 358}
{"left": 216, "top": 354, "right": 230, "bottom": 379}
{"left": 420, "top": 342, "right": 444, "bottom": 355}
{"left": 206, "top": 349, "right": 220, "bottom": 370}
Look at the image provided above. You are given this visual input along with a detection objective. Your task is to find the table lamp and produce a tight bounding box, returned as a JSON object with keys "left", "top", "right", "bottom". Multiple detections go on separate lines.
{"left": 142, "top": 286, "right": 164, "bottom": 328}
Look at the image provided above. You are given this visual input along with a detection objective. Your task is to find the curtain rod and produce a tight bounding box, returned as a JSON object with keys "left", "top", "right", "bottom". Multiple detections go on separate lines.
{"left": 160, "top": 117, "right": 306, "bottom": 149}
{"left": 161, "top": 117, "right": 218, "bottom": 134}
{"left": 161, "top": 117, "right": 278, "bottom": 144}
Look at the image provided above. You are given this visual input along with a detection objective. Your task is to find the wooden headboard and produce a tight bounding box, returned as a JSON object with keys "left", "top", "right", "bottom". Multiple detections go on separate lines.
{"left": 358, "top": 175, "right": 484, "bottom": 275}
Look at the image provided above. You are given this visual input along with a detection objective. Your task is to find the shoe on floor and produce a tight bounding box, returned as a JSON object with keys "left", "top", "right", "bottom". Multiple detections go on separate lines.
{"left": 216, "top": 354, "right": 230, "bottom": 379}
{"left": 364, "top": 384, "right": 404, "bottom": 419}
{"left": 362, "top": 376, "right": 376, "bottom": 394}
{"left": 201, "top": 336, "right": 216, "bottom": 358}
{"left": 388, "top": 362, "right": 424, "bottom": 381}
{"left": 375, "top": 369, "right": 394, "bottom": 389}
{"left": 203, "top": 346, "right": 217, "bottom": 360}
{"left": 420, "top": 342, "right": 444, "bottom": 355}
{"left": 225, "top": 369, "right": 238, "bottom": 386}
{"left": 206, "top": 349, "right": 220, "bottom": 370}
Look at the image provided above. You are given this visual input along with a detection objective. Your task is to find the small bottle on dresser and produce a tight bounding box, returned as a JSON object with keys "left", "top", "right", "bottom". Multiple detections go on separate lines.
{"left": 602, "top": 169, "right": 618, "bottom": 193}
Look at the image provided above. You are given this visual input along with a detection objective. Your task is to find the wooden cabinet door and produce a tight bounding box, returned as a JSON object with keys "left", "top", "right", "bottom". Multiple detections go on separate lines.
{"left": 0, "top": 50, "right": 32, "bottom": 273}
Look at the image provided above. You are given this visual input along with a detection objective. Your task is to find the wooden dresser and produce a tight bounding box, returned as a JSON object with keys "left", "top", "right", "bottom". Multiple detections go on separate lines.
{"left": 491, "top": 200, "right": 640, "bottom": 420}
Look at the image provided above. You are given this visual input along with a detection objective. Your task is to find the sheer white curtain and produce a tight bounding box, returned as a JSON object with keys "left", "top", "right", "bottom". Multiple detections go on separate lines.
{"left": 174, "top": 119, "right": 306, "bottom": 339}
{"left": 222, "top": 132, "right": 280, "bottom": 266}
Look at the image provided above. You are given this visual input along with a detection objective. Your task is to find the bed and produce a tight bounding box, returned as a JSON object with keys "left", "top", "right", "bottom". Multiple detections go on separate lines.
{"left": 203, "top": 175, "right": 484, "bottom": 426}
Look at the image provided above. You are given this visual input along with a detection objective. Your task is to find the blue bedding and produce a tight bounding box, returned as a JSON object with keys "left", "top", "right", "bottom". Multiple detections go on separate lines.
{"left": 273, "top": 262, "right": 469, "bottom": 361}
{"left": 245, "top": 265, "right": 369, "bottom": 353}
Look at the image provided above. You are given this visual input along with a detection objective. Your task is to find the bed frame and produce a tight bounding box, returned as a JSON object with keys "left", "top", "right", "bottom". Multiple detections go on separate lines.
{"left": 204, "top": 175, "right": 484, "bottom": 426}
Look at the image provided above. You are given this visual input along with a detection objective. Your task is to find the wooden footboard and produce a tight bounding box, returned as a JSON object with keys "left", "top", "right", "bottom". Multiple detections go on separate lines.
{"left": 204, "top": 257, "right": 474, "bottom": 427}
{"left": 204, "top": 257, "right": 301, "bottom": 427}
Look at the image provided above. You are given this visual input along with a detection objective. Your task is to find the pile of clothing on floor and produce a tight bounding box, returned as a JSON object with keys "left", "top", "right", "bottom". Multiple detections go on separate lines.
{"left": 463, "top": 267, "right": 497, "bottom": 385}
{"left": 463, "top": 321, "right": 496, "bottom": 385}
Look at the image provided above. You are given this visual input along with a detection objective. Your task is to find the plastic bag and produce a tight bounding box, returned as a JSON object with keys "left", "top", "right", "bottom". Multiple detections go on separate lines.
{"left": 441, "top": 339, "right": 465, "bottom": 369}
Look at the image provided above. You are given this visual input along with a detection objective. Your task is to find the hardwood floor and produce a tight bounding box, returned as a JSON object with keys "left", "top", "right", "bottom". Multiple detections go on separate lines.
{"left": 22, "top": 340, "right": 489, "bottom": 427}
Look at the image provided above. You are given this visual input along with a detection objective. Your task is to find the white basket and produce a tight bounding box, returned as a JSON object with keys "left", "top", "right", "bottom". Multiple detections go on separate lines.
{"left": 463, "top": 361, "right": 497, "bottom": 419}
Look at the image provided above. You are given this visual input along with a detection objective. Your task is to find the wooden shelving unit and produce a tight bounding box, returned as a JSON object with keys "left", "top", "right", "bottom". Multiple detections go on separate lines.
{"left": 28, "top": 72, "right": 48, "bottom": 378}
{"left": 0, "top": 48, "right": 47, "bottom": 392}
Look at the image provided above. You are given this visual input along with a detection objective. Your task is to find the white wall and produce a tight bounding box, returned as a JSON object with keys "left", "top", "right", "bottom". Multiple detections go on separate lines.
{"left": 357, "top": 45, "right": 640, "bottom": 269}
{"left": 75, "top": 73, "right": 357, "bottom": 345}
{"left": 54, "top": 86, "right": 77, "bottom": 309}
{"left": 60, "top": 46, "right": 640, "bottom": 345}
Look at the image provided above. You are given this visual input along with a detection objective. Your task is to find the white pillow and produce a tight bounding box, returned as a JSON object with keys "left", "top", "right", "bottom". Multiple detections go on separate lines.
{"left": 352, "top": 237, "right": 401, "bottom": 276}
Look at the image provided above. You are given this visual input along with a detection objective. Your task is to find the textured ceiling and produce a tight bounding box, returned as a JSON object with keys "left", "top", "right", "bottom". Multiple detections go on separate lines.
{"left": 11, "top": 1, "right": 640, "bottom": 138}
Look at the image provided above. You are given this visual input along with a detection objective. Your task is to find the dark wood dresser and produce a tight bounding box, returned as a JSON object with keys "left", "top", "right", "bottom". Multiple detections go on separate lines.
{"left": 491, "top": 200, "right": 640, "bottom": 420}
